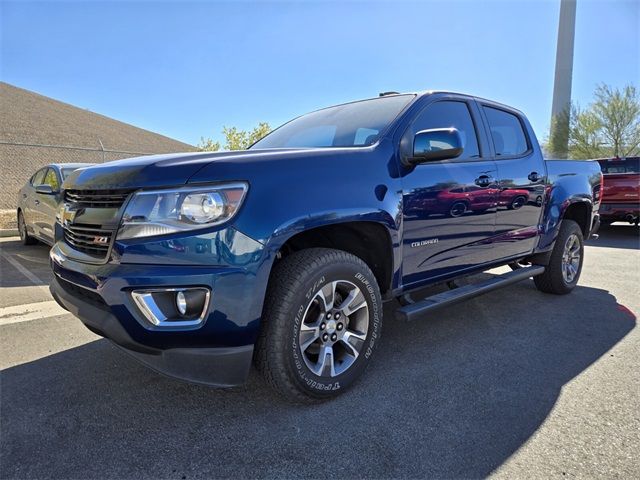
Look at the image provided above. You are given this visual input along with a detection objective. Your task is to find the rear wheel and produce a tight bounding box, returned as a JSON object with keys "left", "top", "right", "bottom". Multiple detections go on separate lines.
{"left": 534, "top": 220, "right": 584, "bottom": 294}
{"left": 17, "top": 211, "right": 37, "bottom": 245}
{"left": 255, "top": 248, "right": 382, "bottom": 403}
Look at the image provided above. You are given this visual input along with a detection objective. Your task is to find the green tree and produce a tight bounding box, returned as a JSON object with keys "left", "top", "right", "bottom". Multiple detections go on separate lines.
{"left": 546, "top": 83, "right": 640, "bottom": 159}
{"left": 198, "top": 137, "right": 221, "bottom": 152}
{"left": 568, "top": 105, "right": 605, "bottom": 159}
{"left": 198, "top": 122, "right": 271, "bottom": 151}
{"left": 590, "top": 84, "right": 640, "bottom": 158}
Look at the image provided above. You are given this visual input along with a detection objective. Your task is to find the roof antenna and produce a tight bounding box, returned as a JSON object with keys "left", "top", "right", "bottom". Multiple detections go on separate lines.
{"left": 379, "top": 91, "right": 400, "bottom": 97}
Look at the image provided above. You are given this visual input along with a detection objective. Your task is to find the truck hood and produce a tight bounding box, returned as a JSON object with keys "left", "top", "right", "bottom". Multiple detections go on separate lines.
{"left": 62, "top": 148, "right": 317, "bottom": 190}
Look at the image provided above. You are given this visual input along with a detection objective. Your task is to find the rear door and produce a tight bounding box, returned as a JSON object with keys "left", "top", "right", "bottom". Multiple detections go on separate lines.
{"left": 479, "top": 103, "right": 546, "bottom": 259}
{"left": 399, "top": 96, "right": 499, "bottom": 286}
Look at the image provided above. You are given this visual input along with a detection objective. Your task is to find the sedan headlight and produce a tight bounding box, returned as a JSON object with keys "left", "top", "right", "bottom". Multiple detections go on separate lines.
{"left": 117, "top": 183, "right": 248, "bottom": 240}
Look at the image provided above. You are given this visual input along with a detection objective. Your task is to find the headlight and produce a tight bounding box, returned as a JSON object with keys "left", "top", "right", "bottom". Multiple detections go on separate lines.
{"left": 117, "top": 183, "right": 248, "bottom": 240}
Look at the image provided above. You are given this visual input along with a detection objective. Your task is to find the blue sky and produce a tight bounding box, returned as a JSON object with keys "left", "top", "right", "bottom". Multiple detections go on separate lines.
{"left": 2, "top": 0, "right": 638, "bottom": 147}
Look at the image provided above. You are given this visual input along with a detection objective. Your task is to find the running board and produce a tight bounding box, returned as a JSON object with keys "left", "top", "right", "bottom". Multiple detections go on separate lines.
{"left": 397, "top": 266, "right": 545, "bottom": 322}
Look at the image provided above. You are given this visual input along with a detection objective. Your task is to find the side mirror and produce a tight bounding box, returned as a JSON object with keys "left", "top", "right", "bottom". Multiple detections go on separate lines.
{"left": 409, "top": 128, "right": 463, "bottom": 165}
{"left": 35, "top": 184, "right": 55, "bottom": 195}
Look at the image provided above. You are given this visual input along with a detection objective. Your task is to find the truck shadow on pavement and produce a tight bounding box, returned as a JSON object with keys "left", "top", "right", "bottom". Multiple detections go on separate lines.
{"left": 587, "top": 224, "right": 640, "bottom": 250}
{"left": 1, "top": 281, "right": 635, "bottom": 479}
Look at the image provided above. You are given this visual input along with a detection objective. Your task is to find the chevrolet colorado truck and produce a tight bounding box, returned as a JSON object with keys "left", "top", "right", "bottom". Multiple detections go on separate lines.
{"left": 49, "top": 91, "right": 602, "bottom": 402}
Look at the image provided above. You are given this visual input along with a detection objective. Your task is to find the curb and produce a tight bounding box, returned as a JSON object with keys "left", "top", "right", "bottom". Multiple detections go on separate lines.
{"left": 0, "top": 229, "right": 19, "bottom": 238}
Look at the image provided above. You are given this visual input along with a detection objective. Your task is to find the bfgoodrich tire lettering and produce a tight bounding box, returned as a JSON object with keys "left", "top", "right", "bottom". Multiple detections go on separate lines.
{"left": 255, "top": 248, "right": 382, "bottom": 403}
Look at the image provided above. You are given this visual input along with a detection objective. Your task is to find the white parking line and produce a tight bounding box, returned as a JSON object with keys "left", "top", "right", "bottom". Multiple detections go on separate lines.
{"left": 0, "top": 250, "right": 51, "bottom": 295}
{"left": 0, "top": 300, "right": 68, "bottom": 326}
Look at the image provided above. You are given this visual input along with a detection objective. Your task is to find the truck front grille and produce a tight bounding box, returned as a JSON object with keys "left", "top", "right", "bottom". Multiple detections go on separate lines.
{"left": 64, "top": 189, "right": 131, "bottom": 208}
{"left": 62, "top": 189, "right": 133, "bottom": 261}
{"left": 63, "top": 224, "right": 114, "bottom": 257}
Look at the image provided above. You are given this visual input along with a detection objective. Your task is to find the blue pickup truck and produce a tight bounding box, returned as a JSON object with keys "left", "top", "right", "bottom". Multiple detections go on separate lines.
{"left": 49, "top": 91, "right": 602, "bottom": 402}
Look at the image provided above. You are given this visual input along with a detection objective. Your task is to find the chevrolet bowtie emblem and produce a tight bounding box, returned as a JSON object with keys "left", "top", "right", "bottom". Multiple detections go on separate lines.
{"left": 61, "top": 205, "right": 77, "bottom": 224}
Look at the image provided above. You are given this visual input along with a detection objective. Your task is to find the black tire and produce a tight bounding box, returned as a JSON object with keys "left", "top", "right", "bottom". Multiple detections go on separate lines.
{"left": 449, "top": 201, "right": 467, "bottom": 218}
{"left": 508, "top": 196, "right": 527, "bottom": 210}
{"left": 255, "top": 248, "right": 383, "bottom": 403}
{"left": 534, "top": 219, "right": 584, "bottom": 295}
{"left": 17, "top": 210, "right": 37, "bottom": 245}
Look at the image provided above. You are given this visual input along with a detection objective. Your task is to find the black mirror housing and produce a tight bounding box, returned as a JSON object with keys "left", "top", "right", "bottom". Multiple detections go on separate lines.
{"left": 35, "top": 184, "right": 55, "bottom": 195}
{"left": 409, "top": 128, "right": 464, "bottom": 164}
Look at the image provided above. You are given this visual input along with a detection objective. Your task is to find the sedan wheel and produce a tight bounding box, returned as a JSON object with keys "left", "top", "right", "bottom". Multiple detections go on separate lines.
{"left": 17, "top": 211, "right": 37, "bottom": 245}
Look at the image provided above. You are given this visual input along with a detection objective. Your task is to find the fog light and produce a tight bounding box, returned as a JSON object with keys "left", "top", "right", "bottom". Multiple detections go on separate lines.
{"left": 131, "top": 287, "right": 210, "bottom": 328}
{"left": 176, "top": 291, "right": 187, "bottom": 316}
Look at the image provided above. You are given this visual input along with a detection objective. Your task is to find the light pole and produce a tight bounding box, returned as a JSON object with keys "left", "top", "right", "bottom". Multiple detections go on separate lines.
{"left": 549, "top": 0, "right": 577, "bottom": 158}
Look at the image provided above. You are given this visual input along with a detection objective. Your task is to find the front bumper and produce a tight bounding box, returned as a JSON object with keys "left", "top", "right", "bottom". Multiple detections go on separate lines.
{"left": 48, "top": 227, "right": 272, "bottom": 387}
{"left": 50, "top": 276, "right": 253, "bottom": 386}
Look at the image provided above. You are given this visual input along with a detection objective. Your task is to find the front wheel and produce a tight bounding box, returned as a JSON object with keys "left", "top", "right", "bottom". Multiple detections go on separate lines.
{"left": 255, "top": 248, "right": 382, "bottom": 403}
{"left": 534, "top": 220, "right": 584, "bottom": 294}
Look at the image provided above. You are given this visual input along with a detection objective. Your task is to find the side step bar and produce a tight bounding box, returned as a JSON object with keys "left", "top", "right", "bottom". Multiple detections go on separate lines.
{"left": 397, "top": 265, "right": 545, "bottom": 321}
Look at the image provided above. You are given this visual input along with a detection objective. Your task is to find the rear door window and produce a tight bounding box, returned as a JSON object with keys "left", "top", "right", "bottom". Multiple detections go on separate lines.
{"left": 483, "top": 106, "right": 529, "bottom": 157}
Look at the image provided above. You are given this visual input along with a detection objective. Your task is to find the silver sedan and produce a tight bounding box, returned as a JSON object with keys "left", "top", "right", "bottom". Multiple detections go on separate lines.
{"left": 17, "top": 163, "right": 92, "bottom": 246}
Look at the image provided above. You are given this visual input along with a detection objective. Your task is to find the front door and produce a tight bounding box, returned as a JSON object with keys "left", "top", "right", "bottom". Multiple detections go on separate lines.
{"left": 399, "top": 98, "right": 499, "bottom": 287}
{"left": 35, "top": 167, "right": 62, "bottom": 243}
{"left": 26, "top": 167, "right": 48, "bottom": 238}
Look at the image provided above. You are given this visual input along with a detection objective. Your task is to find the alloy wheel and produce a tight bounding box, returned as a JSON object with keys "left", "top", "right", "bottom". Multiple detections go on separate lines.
{"left": 298, "top": 280, "right": 369, "bottom": 378}
{"left": 561, "top": 233, "right": 581, "bottom": 283}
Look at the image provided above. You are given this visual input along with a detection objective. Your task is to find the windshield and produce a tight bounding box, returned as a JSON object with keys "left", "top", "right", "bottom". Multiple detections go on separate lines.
{"left": 251, "top": 94, "right": 415, "bottom": 149}
{"left": 61, "top": 167, "right": 81, "bottom": 179}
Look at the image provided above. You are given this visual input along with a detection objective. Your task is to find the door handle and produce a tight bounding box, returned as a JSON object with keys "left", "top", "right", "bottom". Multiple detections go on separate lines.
{"left": 475, "top": 175, "right": 493, "bottom": 187}
{"left": 528, "top": 171, "right": 542, "bottom": 182}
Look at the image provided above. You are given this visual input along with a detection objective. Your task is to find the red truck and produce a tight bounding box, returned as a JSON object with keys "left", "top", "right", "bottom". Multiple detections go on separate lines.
{"left": 597, "top": 157, "right": 640, "bottom": 226}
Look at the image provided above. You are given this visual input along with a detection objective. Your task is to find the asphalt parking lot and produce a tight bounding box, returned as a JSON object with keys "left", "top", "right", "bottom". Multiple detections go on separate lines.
{"left": 1, "top": 226, "right": 639, "bottom": 479}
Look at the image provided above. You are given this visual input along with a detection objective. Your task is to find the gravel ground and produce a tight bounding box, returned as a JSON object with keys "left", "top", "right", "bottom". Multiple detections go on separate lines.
{"left": 0, "top": 210, "right": 16, "bottom": 230}
{"left": 0, "top": 225, "right": 638, "bottom": 479}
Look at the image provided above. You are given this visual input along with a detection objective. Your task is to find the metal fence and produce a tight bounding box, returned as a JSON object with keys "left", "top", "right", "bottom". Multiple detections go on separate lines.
{"left": 0, "top": 140, "right": 153, "bottom": 210}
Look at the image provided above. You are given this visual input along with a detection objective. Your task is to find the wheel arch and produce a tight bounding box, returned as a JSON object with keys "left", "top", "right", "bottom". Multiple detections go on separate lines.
{"left": 562, "top": 201, "right": 591, "bottom": 237}
{"left": 272, "top": 221, "right": 395, "bottom": 295}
